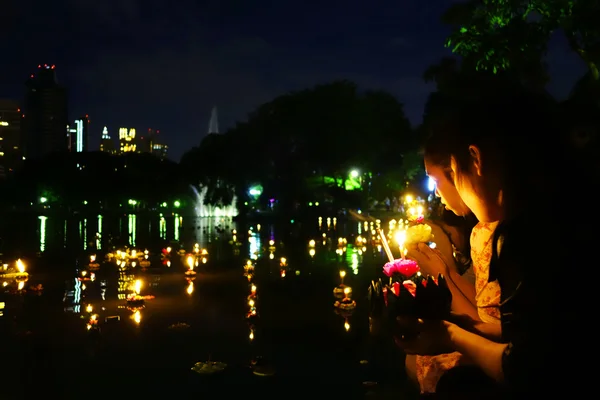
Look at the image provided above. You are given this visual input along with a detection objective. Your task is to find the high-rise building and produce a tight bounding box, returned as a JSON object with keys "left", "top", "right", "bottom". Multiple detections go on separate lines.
{"left": 0, "top": 99, "right": 23, "bottom": 174}
{"left": 66, "top": 115, "right": 90, "bottom": 152}
{"left": 100, "top": 126, "right": 115, "bottom": 154}
{"left": 151, "top": 143, "right": 168, "bottom": 160}
{"left": 23, "top": 64, "right": 68, "bottom": 160}
{"left": 119, "top": 127, "right": 136, "bottom": 153}
{"left": 137, "top": 128, "right": 156, "bottom": 153}
{"left": 208, "top": 106, "right": 219, "bottom": 134}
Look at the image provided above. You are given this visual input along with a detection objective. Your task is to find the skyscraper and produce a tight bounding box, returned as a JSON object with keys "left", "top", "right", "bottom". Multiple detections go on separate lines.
{"left": 100, "top": 126, "right": 115, "bottom": 154}
{"left": 67, "top": 115, "right": 89, "bottom": 152}
{"left": 119, "top": 127, "right": 136, "bottom": 153}
{"left": 208, "top": 106, "right": 219, "bottom": 134}
{"left": 23, "top": 64, "right": 68, "bottom": 160}
{"left": 0, "top": 99, "right": 22, "bottom": 174}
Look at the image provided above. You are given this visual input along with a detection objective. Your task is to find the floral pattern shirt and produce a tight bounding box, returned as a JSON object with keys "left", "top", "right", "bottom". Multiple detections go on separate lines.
{"left": 416, "top": 221, "right": 501, "bottom": 393}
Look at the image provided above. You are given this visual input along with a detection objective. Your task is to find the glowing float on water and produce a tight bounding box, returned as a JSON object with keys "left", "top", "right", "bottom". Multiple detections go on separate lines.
{"left": 184, "top": 255, "right": 197, "bottom": 276}
{"left": 0, "top": 259, "right": 29, "bottom": 279}
{"left": 88, "top": 255, "right": 100, "bottom": 270}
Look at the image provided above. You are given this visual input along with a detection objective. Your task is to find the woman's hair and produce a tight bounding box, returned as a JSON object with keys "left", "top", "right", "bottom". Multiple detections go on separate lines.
{"left": 423, "top": 127, "right": 452, "bottom": 175}
{"left": 424, "top": 89, "right": 564, "bottom": 220}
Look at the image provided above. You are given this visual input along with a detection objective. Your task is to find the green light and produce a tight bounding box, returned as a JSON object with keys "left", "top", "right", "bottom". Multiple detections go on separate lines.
{"left": 174, "top": 201, "right": 181, "bottom": 208}
{"left": 39, "top": 197, "right": 47, "bottom": 203}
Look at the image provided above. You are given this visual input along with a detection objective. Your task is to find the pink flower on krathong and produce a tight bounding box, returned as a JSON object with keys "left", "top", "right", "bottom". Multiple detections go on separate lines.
{"left": 383, "top": 259, "right": 420, "bottom": 278}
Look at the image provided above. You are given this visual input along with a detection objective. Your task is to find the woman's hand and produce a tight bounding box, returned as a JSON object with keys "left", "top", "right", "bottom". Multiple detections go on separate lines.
{"left": 394, "top": 317, "right": 456, "bottom": 356}
{"left": 421, "top": 220, "right": 454, "bottom": 263}
{"left": 405, "top": 242, "right": 450, "bottom": 277}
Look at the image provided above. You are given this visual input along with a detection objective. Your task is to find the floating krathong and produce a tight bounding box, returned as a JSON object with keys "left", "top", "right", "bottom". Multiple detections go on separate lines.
{"left": 333, "top": 285, "right": 352, "bottom": 298}
{"left": 0, "top": 259, "right": 29, "bottom": 279}
{"left": 191, "top": 361, "right": 227, "bottom": 375}
{"left": 88, "top": 255, "right": 100, "bottom": 270}
{"left": 334, "top": 297, "right": 356, "bottom": 311}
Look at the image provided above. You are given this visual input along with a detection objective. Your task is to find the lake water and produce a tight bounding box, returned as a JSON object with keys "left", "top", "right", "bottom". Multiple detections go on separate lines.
{"left": 0, "top": 214, "right": 415, "bottom": 399}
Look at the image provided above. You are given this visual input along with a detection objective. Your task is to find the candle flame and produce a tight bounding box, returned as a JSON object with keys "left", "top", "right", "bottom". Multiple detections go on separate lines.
{"left": 16, "top": 259, "right": 25, "bottom": 273}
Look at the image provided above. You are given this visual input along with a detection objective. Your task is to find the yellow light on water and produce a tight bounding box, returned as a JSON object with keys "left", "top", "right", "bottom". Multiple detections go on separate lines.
{"left": 134, "top": 279, "right": 142, "bottom": 294}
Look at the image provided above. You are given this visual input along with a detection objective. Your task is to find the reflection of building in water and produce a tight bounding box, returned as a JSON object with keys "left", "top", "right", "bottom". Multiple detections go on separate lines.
{"left": 174, "top": 213, "right": 180, "bottom": 241}
{"left": 128, "top": 214, "right": 136, "bottom": 246}
{"left": 97, "top": 215, "right": 102, "bottom": 250}
{"left": 38, "top": 215, "right": 47, "bottom": 252}
{"left": 159, "top": 214, "right": 166, "bottom": 239}
{"left": 118, "top": 271, "right": 134, "bottom": 300}
{"left": 63, "top": 278, "right": 82, "bottom": 313}
{"left": 345, "top": 244, "right": 361, "bottom": 275}
{"left": 79, "top": 218, "right": 87, "bottom": 250}
{"left": 248, "top": 231, "right": 260, "bottom": 260}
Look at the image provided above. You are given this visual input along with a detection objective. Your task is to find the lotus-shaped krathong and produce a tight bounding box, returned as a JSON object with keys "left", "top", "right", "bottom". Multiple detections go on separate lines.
{"left": 383, "top": 274, "right": 452, "bottom": 320}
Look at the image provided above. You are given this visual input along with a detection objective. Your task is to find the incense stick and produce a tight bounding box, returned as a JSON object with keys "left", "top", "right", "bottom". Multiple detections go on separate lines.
{"left": 378, "top": 228, "right": 394, "bottom": 262}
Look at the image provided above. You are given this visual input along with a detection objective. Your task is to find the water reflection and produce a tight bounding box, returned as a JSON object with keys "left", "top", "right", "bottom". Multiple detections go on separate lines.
{"left": 159, "top": 214, "right": 166, "bottom": 239}
{"left": 97, "top": 214, "right": 103, "bottom": 250}
{"left": 174, "top": 213, "right": 180, "bottom": 241}
{"left": 1, "top": 214, "right": 408, "bottom": 393}
{"left": 80, "top": 218, "right": 87, "bottom": 250}
{"left": 128, "top": 214, "right": 136, "bottom": 246}
{"left": 38, "top": 216, "right": 47, "bottom": 252}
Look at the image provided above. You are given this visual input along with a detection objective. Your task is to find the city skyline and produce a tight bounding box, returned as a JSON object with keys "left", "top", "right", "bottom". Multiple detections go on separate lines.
{"left": 1, "top": 0, "right": 588, "bottom": 160}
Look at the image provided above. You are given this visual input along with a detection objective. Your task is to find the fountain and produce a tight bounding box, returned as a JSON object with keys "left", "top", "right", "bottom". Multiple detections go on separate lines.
{"left": 190, "top": 185, "right": 238, "bottom": 217}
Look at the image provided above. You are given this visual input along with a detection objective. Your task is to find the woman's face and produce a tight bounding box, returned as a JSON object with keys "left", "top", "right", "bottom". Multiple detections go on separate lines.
{"left": 424, "top": 157, "right": 471, "bottom": 217}
{"left": 449, "top": 146, "right": 502, "bottom": 223}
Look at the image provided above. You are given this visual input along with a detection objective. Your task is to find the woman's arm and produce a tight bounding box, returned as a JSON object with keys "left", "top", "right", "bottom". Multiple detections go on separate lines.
{"left": 445, "top": 265, "right": 477, "bottom": 308}
{"left": 447, "top": 323, "right": 507, "bottom": 382}
{"left": 450, "top": 313, "right": 502, "bottom": 341}
{"left": 444, "top": 269, "right": 479, "bottom": 320}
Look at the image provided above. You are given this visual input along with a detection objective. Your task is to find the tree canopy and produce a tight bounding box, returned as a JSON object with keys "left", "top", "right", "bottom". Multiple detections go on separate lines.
{"left": 180, "top": 81, "right": 419, "bottom": 211}
{"left": 444, "top": 0, "right": 600, "bottom": 84}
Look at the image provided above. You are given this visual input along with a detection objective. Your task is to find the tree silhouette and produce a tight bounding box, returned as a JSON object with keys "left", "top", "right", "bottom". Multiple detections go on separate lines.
{"left": 444, "top": 0, "right": 599, "bottom": 85}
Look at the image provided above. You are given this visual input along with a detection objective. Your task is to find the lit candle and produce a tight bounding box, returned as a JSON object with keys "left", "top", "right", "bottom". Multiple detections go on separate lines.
{"left": 395, "top": 229, "right": 407, "bottom": 260}
{"left": 339, "top": 270, "right": 346, "bottom": 284}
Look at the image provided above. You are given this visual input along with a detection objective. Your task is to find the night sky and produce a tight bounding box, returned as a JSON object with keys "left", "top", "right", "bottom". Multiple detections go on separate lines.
{"left": 1, "top": 0, "right": 587, "bottom": 161}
